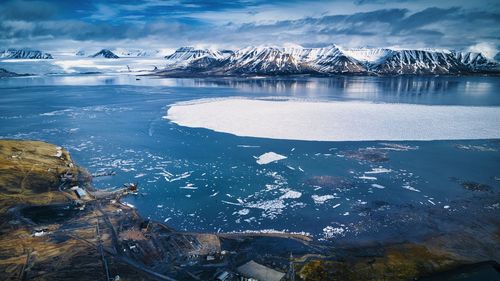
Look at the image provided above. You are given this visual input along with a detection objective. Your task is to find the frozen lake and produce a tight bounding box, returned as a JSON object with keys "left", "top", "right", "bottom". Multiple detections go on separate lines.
{"left": 0, "top": 75, "right": 499, "bottom": 243}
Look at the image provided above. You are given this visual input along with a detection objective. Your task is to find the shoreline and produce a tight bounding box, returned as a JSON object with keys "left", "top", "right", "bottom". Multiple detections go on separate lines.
{"left": 0, "top": 139, "right": 498, "bottom": 280}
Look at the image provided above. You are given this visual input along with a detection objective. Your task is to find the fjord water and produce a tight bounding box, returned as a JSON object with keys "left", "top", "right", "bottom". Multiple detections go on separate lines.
{"left": 0, "top": 75, "right": 498, "bottom": 243}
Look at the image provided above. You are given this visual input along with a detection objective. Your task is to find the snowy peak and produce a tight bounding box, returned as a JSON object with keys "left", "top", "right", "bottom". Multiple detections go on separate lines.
{"left": 0, "top": 48, "right": 53, "bottom": 59}
{"left": 113, "top": 48, "right": 160, "bottom": 57}
{"left": 164, "top": 47, "right": 229, "bottom": 67}
{"left": 452, "top": 51, "right": 490, "bottom": 67}
{"left": 223, "top": 46, "right": 307, "bottom": 74}
{"left": 305, "top": 46, "right": 367, "bottom": 73}
{"left": 90, "top": 49, "right": 119, "bottom": 59}
{"left": 340, "top": 48, "right": 393, "bottom": 64}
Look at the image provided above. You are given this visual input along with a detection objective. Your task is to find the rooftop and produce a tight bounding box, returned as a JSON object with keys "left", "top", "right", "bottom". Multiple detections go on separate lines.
{"left": 236, "top": 260, "right": 285, "bottom": 281}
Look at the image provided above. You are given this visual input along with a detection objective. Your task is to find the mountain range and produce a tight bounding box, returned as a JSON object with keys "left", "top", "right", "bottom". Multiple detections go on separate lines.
{"left": 0, "top": 48, "right": 53, "bottom": 59}
{"left": 1, "top": 45, "right": 498, "bottom": 76}
{"left": 76, "top": 48, "right": 159, "bottom": 58}
{"left": 157, "top": 45, "right": 499, "bottom": 76}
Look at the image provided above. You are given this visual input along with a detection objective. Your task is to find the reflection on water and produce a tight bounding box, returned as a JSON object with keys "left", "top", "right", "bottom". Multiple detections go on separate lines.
{"left": 188, "top": 76, "right": 498, "bottom": 105}
{"left": 1, "top": 74, "right": 499, "bottom": 105}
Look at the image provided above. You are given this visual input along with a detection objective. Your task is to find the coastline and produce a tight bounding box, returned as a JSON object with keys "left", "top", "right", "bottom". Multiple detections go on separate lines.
{"left": 0, "top": 139, "right": 498, "bottom": 280}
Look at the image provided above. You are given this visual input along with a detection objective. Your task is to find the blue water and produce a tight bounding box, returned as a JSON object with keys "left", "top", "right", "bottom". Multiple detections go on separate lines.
{"left": 1, "top": 74, "right": 499, "bottom": 242}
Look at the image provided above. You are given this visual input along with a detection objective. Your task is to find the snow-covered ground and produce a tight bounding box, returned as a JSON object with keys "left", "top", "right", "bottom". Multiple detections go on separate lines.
{"left": 166, "top": 97, "right": 500, "bottom": 141}
{"left": 0, "top": 55, "right": 163, "bottom": 75}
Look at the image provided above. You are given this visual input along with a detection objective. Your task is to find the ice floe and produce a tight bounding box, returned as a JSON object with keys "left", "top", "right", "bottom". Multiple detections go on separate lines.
{"left": 322, "top": 225, "right": 347, "bottom": 239}
{"left": 165, "top": 171, "right": 192, "bottom": 182}
{"left": 237, "top": 209, "right": 250, "bottom": 216}
{"left": 371, "top": 184, "right": 386, "bottom": 189}
{"left": 402, "top": 185, "right": 421, "bottom": 192}
{"left": 311, "top": 194, "right": 338, "bottom": 204}
{"left": 279, "top": 190, "right": 302, "bottom": 199}
{"left": 365, "top": 167, "right": 392, "bottom": 174}
{"left": 179, "top": 183, "right": 198, "bottom": 190}
{"left": 256, "top": 152, "right": 287, "bottom": 165}
{"left": 166, "top": 97, "right": 500, "bottom": 141}
{"left": 358, "top": 175, "right": 377, "bottom": 180}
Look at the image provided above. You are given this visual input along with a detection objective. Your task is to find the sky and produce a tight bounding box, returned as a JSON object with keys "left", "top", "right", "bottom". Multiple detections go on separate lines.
{"left": 1, "top": 0, "right": 499, "bottom": 57}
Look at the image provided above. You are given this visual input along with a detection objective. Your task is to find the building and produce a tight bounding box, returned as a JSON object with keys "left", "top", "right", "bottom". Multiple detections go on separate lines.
{"left": 216, "top": 271, "right": 230, "bottom": 281}
{"left": 74, "top": 187, "right": 88, "bottom": 199}
{"left": 236, "top": 260, "right": 285, "bottom": 281}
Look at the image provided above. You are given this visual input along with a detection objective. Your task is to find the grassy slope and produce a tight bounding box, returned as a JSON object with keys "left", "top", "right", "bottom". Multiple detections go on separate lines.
{"left": 0, "top": 140, "right": 83, "bottom": 213}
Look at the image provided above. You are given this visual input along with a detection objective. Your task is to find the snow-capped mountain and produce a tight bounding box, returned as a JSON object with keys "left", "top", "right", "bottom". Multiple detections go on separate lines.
{"left": 452, "top": 51, "right": 494, "bottom": 69}
{"left": 113, "top": 48, "right": 160, "bottom": 57}
{"left": 0, "top": 48, "right": 53, "bottom": 59}
{"left": 219, "top": 46, "right": 308, "bottom": 75}
{"left": 305, "top": 45, "right": 366, "bottom": 73}
{"left": 156, "top": 44, "right": 499, "bottom": 76}
{"left": 371, "top": 50, "right": 460, "bottom": 74}
{"left": 164, "top": 47, "right": 231, "bottom": 68}
{"left": 90, "top": 49, "right": 119, "bottom": 58}
{"left": 340, "top": 47, "right": 393, "bottom": 64}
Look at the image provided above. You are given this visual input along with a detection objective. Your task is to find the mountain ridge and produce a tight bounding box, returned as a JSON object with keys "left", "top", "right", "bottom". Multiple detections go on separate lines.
{"left": 157, "top": 45, "right": 499, "bottom": 76}
{"left": 0, "top": 48, "right": 53, "bottom": 59}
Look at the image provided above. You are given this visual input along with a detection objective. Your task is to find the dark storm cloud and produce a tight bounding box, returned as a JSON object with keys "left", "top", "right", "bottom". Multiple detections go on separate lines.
{"left": 0, "top": 0, "right": 498, "bottom": 52}
{"left": 231, "top": 6, "right": 500, "bottom": 49}
{"left": 394, "top": 7, "right": 460, "bottom": 31}
{"left": 237, "top": 9, "right": 407, "bottom": 34}
{"left": 238, "top": 7, "right": 464, "bottom": 36}
{"left": 0, "top": 0, "right": 58, "bottom": 21}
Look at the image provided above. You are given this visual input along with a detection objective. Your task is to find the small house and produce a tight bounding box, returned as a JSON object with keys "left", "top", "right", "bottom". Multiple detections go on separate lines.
{"left": 74, "top": 187, "right": 88, "bottom": 199}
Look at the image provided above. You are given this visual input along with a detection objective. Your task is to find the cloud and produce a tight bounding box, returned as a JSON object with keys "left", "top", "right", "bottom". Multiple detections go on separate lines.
{"left": 0, "top": 0, "right": 498, "bottom": 53}
{"left": 393, "top": 7, "right": 460, "bottom": 32}
{"left": 467, "top": 42, "right": 498, "bottom": 59}
{"left": 88, "top": 4, "right": 119, "bottom": 21}
{"left": 0, "top": 0, "right": 58, "bottom": 21}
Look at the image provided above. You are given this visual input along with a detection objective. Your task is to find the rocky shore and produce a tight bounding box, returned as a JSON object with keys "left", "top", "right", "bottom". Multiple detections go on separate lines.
{"left": 0, "top": 140, "right": 497, "bottom": 280}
